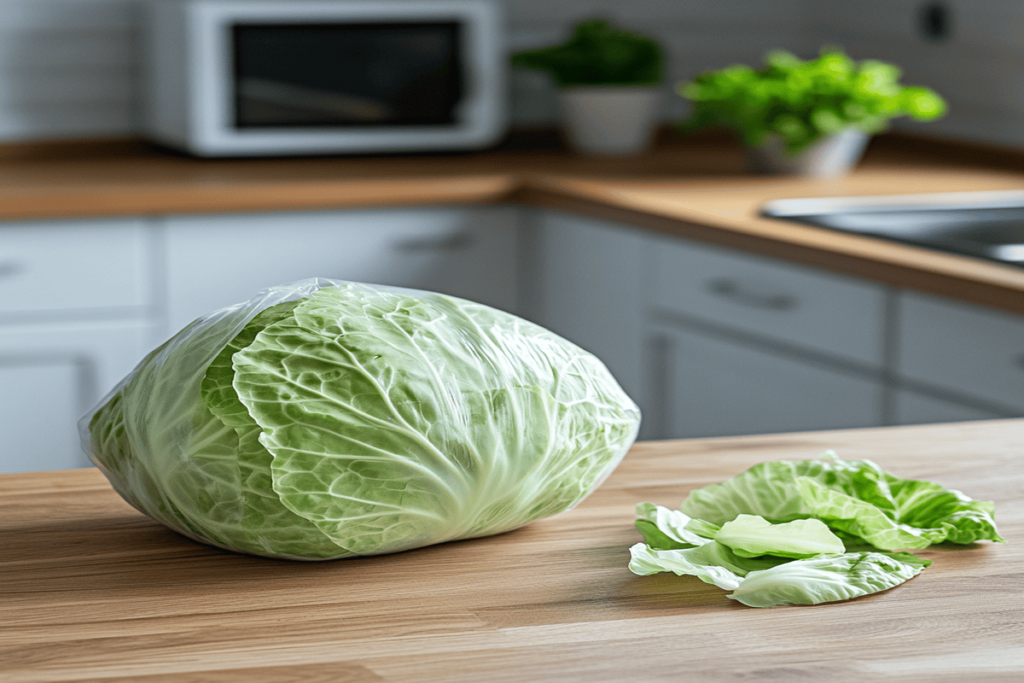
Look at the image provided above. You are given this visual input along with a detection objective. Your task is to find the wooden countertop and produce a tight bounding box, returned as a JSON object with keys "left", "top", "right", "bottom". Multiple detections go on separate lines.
{"left": 2, "top": 133, "right": 1024, "bottom": 314}
{"left": 1, "top": 419, "right": 1021, "bottom": 682}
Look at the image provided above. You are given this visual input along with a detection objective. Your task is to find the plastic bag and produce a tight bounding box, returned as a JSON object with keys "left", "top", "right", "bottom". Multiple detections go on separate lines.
{"left": 81, "top": 278, "right": 640, "bottom": 560}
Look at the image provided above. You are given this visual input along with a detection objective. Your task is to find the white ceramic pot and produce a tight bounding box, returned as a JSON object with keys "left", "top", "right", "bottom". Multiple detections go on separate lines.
{"left": 558, "top": 86, "right": 661, "bottom": 157}
{"left": 746, "top": 129, "right": 870, "bottom": 178}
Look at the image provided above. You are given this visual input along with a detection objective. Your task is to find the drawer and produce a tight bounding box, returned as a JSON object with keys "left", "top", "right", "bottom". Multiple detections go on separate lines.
{"left": 650, "top": 236, "right": 887, "bottom": 367}
{"left": 0, "top": 218, "right": 151, "bottom": 317}
{"left": 163, "top": 207, "right": 518, "bottom": 335}
{"left": 0, "top": 319, "right": 152, "bottom": 473}
{"left": 650, "top": 324, "right": 882, "bottom": 440}
{"left": 896, "top": 291, "right": 1024, "bottom": 412}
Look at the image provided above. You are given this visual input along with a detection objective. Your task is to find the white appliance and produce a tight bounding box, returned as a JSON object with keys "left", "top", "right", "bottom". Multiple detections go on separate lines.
{"left": 142, "top": 0, "right": 507, "bottom": 156}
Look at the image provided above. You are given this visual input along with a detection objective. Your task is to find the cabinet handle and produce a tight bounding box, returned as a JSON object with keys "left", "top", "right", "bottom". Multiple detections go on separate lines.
{"left": 706, "top": 277, "right": 798, "bottom": 311}
{"left": 0, "top": 260, "right": 24, "bottom": 279}
{"left": 1016, "top": 354, "right": 1024, "bottom": 372}
{"left": 394, "top": 233, "right": 473, "bottom": 253}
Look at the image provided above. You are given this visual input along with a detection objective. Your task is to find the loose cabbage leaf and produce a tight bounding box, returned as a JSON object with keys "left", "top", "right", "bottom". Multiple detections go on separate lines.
{"left": 634, "top": 502, "right": 716, "bottom": 550}
{"left": 629, "top": 454, "right": 997, "bottom": 608}
{"left": 678, "top": 452, "right": 1002, "bottom": 550}
{"left": 715, "top": 514, "right": 845, "bottom": 559}
{"left": 630, "top": 520, "right": 930, "bottom": 607}
{"left": 727, "top": 551, "right": 931, "bottom": 608}
{"left": 628, "top": 541, "right": 788, "bottom": 591}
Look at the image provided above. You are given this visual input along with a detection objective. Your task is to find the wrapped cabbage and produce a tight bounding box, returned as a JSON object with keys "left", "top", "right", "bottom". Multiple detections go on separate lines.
{"left": 82, "top": 279, "right": 640, "bottom": 560}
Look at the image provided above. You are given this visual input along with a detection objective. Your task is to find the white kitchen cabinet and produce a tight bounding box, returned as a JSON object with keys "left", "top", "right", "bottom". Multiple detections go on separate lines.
{"left": 0, "top": 218, "right": 153, "bottom": 319}
{"left": 650, "top": 233, "right": 887, "bottom": 368}
{"left": 646, "top": 231, "right": 888, "bottom": 439}
{"left": 890, "top": 286, "right": 1024, "bottom": 427}
{"left": 525, "top": 209, "right": 652, "bottom": 434}
{"left": 528, "top": 212, "right": 890, "bottom": 440}
{"left": 894, "top": 291, "right": 1024, "bottom": 416}
{"left": 0, "top": 320, "right": 151, "bottom": 473}
{"left": 161, "top": 206, "right": 519, "bottom": 337}
{"left": 648, "top": 324, "right": 882, "bottom": 440}
{"left": 0, "top": 217, "right": 157, "bottom": 473}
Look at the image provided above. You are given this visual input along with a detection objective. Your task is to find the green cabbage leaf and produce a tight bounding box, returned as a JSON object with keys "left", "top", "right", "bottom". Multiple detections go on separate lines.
{"left": 678, "top": 452, "right": 1003, "bottom": 550}
{"left": 629, "top": 454, "right": 1000, "bottom": 607}
{"left": 727, "top": 551, "right": 931, "bottom": 608}
{"left": 634, "top": 502, "right": 717, "bottom": 550}
{"left": 715, "top": 514, "right": 845, "bottom": 559}
{"left": 630, "top": 541, "right": 929, "bottom": 606}
{"left": 629, "top": 541, "right": 788, "bottom": 590}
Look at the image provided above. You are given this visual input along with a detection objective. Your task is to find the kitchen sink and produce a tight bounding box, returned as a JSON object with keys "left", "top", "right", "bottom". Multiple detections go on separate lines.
{"left": 761, "top": 190, "right": 1024, "bottom": 268}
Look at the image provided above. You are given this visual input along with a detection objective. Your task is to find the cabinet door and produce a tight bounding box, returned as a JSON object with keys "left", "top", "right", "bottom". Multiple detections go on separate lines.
{"left": 527, "top": 210, "right": 650, "bottom": 428}
{"left": 896, "top": 291, "right": 1024, "bottom": 414}
{"left": 650, "top": 325, "right": 882, "bottom": 440}
{"left": 0, "top": 218, "right": 152, "bottom": 319}
{"left": 0, "top": 321, "right": 150, "bottom": 473}
{"left": 650, "top": 232, "right": 886, "bottom": 369}
{"left": 162, "top": 206, "right": 519, "bottom": 336}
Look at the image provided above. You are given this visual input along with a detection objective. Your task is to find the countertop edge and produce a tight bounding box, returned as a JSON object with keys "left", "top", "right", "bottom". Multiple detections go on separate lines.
{"left": 2, "top": 135, "right": 1024, "bottom": 315}
{"left": 509, "top": 176, "right": 1024, "bottom": 316}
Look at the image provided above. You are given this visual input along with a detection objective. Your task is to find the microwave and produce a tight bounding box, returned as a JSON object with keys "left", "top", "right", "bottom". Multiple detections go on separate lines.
{"left": 142, "top": 0, "right": 507, "bottom": 156}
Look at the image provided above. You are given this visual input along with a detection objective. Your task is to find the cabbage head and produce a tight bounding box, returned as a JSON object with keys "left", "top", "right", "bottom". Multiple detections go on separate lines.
{"left": 83, "top": 279, "right": 640, "bottom": 560}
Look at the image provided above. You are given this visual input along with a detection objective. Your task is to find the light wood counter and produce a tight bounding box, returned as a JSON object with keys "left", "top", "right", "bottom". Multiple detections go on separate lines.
{"left": 1, "top": 419, "right": 1020, "bottom": 682}
{"left": 1, "top": 133, "right": 1023, "bottom": 313}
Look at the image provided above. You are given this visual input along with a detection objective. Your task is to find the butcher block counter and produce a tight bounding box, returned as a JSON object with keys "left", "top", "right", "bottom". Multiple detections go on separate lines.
{"left": 2, "top": 132, "right": 1024, "bottom": 314}
{"left": 2, "top": 419, "right": 1020, "bottom": 682}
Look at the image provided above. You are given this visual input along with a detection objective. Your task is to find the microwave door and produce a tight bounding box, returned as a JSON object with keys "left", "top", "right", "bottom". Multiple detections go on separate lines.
{"left": 236, "top": 78, "right": 392, "bottom": 124}
{"left": 231, "top": 22, "right": 464, "bottom": 129}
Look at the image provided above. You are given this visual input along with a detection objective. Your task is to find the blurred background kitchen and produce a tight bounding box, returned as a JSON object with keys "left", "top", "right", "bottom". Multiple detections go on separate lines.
{"left": 1, "top": 0, "right": 1022, "bottom": 474}
{"left": 0, "top": 0, "right": 1019, "bottom": 146}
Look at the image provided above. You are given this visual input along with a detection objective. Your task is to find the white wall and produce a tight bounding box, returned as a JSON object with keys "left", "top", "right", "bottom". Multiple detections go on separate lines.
{"left": 0, "top": 0, "right": 1020, "bottom": 148}
{"left": 0, "top": 0, "right": 138, "bottom": 140}
{"left": 505, "top": 0, "right": 804, "bottom": 125}
{"left": 800, "top": 0, "right": 1024, "bottom": 148}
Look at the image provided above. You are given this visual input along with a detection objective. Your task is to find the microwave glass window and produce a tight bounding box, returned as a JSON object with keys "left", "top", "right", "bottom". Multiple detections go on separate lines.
{"left": 232, "top": 22, "right": 463, "bottom": 128}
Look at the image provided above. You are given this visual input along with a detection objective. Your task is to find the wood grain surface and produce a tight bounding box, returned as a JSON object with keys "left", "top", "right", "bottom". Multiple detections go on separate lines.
{"left": 1, "top": 134, "right": 1023, "bottom": 315}
{"left": 2, "top": 420, "right": 1021, "bottom": 683}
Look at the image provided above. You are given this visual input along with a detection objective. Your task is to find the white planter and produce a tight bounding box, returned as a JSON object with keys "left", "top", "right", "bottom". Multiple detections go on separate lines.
{"left": 746, "top": 129, "right": 870, "bottom": 178}
{"left": 558, "top": 86, "right": 661, "bottom": 157}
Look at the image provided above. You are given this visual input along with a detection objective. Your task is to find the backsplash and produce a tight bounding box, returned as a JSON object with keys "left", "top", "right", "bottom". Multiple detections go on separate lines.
{"left": 504, "top": 0, "right": 803, "bottom": 125}
{"left": 801, "top": 0, "right": 1024, "bottom": 147}
{"left": 0, "top": 0, "right": 138, "bottom": 140}
{"left": 0, "top": 0, "right": 1019, "bottom": 147}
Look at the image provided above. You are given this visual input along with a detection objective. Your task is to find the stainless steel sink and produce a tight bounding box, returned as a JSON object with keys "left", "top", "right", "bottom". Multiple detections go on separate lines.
{"left": 761, "top": 190, "right": 1024, "bottom": 268}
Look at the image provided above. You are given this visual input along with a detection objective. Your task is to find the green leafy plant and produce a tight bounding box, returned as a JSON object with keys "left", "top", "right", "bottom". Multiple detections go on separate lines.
{"left": 510, "top": 18, "right": 664, "bottom": 87}
{"left": 85, "top": 279, "right": 640, "bottom": 560}
{"left": 679, "top": 49, "right": 948, "bottom": 154}
{"left": 629, "top": 452, "right": 1002, "bottom": 607}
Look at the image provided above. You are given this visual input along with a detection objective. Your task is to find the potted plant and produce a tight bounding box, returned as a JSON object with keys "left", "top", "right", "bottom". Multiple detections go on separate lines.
{"left": 678, "top": 49, "right": 948, "bottom": 177}
{"left": 511, "top": 19, "right": 665, "bottom": 157}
